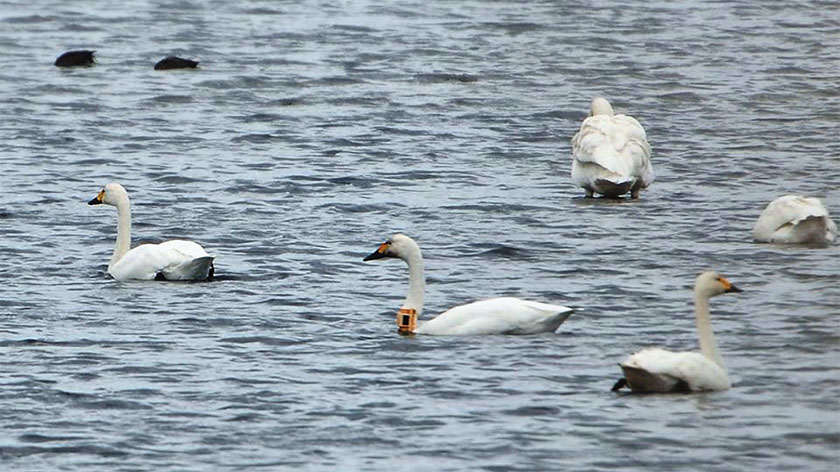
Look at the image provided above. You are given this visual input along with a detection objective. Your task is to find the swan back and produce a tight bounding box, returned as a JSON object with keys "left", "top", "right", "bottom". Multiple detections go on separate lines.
{"left": 620, "top": 348, "right": 731, "bottom": 392}
{"left": 571, "top": 98, "right": 653, "bottom": 197}
{"left": 753, "top": 195, "right": 836, "bottom": 245}
{"left": 572, "top": 114, "right": 651, "bottom": 174}
{"left": 108, "top": 240, "right": 213, "bottom": 281}
{"left": 416, "top": 297, "right": 574, "bottom": 335}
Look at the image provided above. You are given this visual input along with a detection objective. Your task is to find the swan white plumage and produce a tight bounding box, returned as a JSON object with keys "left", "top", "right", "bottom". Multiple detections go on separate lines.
{"left": 363, "top": 234, "right": 575, "bottom": 335}
{"left": 753, "top": 195, "right": 836, "bottom": 246}
{"left": 88, "top": 182, "right": 215, "bottom": 281}
{"left": 571, "top": 97, "right": 653, "bottom": 198}
{"left": 611, "top": 271, "right": 742, "bottom": 393}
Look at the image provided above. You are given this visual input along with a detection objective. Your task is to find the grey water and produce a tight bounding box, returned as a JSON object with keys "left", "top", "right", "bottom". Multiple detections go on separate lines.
{"left": 1, "top": 0, "right": 838, "bottom": 470}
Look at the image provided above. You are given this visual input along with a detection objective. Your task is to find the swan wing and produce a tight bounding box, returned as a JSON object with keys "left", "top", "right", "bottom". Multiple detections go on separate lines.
{"left": 158, "top": 240, "right": 211, "bottom": 259}
{"left": 416, "top": 297, "right": 574, "bottom": 335}
{"left": 109, "top": 240, "right": 213, "bottom": 281}
{"left": 571, "top": 114, "right": 653, "bottom": 188}
{"left": 621, "top": 348, "right": 730, "bottom": 392}
{"left": 753, "top": 195, "right": 836, "bottom": 243}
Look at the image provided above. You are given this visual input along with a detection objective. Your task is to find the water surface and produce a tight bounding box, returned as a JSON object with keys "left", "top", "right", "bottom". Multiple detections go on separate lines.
{"left": 0, "top": 1, "right": 838, "bottom": 470}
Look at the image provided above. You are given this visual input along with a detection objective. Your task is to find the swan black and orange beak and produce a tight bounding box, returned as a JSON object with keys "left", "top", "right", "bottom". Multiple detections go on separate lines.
{"left": 719, "top": 276, "right": 743, "bottom": 293}
{"left": 88, "top": 189, "right": 105, "bottom": 205}
{"left": 363, "top": 241, "right": 390, "bottom": 261}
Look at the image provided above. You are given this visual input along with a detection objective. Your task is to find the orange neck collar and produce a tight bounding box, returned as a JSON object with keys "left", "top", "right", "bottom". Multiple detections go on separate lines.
{"left": 397, "top": 308, "right": 417, "bottom": 335}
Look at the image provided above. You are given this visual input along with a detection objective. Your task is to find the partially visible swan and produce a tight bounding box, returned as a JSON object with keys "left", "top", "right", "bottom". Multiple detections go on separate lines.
{"left": 753, "top": 195, "right": 836, "bottom": 246}
{"left": 363, "top": 234, "right": 575, "bottom": 335}
{"left": 88, "top": 183, "right": 214, "bottom": 281}
{"left": 571, "top": 97, "right": 653, "bottom": 198}
{"left": 612, "top": 271, "right": 742, "bottom": 393}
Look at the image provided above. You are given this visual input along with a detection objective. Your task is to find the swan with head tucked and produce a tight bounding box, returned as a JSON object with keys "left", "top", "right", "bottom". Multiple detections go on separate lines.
{"left": 571, "top": 97, "right": 653, "bottom": 198}
{"left": 88, "top": 182, "right": 215, "bottom": 281}
{"left": 363, "top": 234, "right": 575, "bottom": 335}
{"left": 612, "top": 271, "right": 742, "bottom": 393}
{"left": 753, "top": 195, "right": 836, "bottom": 246}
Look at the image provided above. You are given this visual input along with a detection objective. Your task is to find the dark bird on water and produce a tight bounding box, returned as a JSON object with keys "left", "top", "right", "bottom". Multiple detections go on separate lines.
{"left": 55, "top": 50, "right": 96, "bottom": 67}
{"left": 154, "top": 56, "right": 199, "bottom": 70}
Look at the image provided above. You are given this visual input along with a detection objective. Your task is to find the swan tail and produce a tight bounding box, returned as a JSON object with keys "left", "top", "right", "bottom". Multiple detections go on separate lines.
{"left": 793, "top": 215, "right": 833, "bottom": 246}
{"left": 611, "top": 377, "right": 628, "bottom": 392}
{"left": 505, "top": 308, "right": 573, "bottom": 334}
{"left": 160, "top": 256, "right": 215, "bottom": 281}
{"left": 546, "top": 310, "right": 574, "bottom": 332}
{"left": 619, "top": 365, "right": 690, "bottom": 393}
{"left": 593, "top": 178, "right": 634, "bottom": 198}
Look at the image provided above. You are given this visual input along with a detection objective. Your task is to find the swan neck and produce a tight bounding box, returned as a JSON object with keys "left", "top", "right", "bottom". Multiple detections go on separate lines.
{"left": 110, "top": 197, "right": 132, "bottom": 271}
{"left": 694, "top": 292, "right": 725, "bottom": 369}
{"left": 402, "top": 249, "right": 425, "bottom": 316}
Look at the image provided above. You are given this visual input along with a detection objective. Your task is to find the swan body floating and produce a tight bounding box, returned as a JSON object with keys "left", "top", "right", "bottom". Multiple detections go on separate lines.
{"left": 363, "top": 234, "right": 575, "bottom": 335}
{"left": 753, "top": 195, "right": 836, "bottom": 246}
{"left": 88, "top": 183, "right": 214, "bottom": 281}
{"left": 570, "top": 97, "right": 653, "bottom": 198}
{"left": 612, "top": 271, "right": 742, "bottom": 393}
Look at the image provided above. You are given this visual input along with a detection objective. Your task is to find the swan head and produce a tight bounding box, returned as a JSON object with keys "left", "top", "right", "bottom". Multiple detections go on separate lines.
{"left": 363, "top": 234, "right": 420, "bottom": 262}
{"left": 88, "top": 182, "right": 128, "bottom": 206}
{"left": 695, "top": 271, "right": 743, "bottom": 299}
{"left": 590, "top": 97, "right": 615, "bottom": 117}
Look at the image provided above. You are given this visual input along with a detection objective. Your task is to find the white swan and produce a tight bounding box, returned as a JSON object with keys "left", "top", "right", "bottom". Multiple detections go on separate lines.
{"left": 88, "top": 182, "right": 215, "bottom": 281}
{"left": 570, "top": 97, "right": 653, "bottom": 198}
{"left": 363, "top": 234, "right": 575, "bottom": 335}
{"left": 611, "top": 271, "right": 742, "bottom": 393}
{"left": 753, "top": 195, "right": 836, "bottom": 246}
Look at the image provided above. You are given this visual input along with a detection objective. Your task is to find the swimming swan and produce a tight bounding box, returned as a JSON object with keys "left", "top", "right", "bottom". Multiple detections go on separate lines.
{"left": 363, "top": 234, "right": 575, "bottom": 335}
{"left": 611, "top": 271, "right": 742, "bottom": 393}
{"left": 88, "top": 182, "right": 214, "bottom": 281}
{"left": 753, "top": 195, "right": 836, "bottom": 246}
{"left": 571, "top": 97, "right": 653, "bottom": 198}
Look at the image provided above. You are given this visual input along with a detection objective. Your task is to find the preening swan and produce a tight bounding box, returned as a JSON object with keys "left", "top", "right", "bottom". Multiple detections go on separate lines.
{"left": 571, "top": 97, "right": 653, "bottom": 198}
{"left": 612, "top": 271, "right": 742, "bottom": 393}
{"left": 88, "top": 182, "right": 214, "bottom": 281}
{"left": 753, "top": 195, "right": 836, "bottom": 246}
{"left": 363, "top": 234, "right": 575, "bottom": 335}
